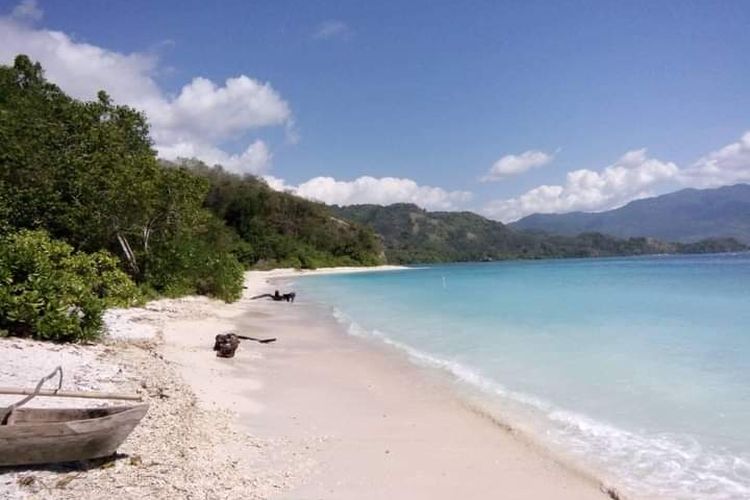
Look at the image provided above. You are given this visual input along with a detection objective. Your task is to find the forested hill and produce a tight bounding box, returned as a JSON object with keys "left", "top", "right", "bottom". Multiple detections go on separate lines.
{"left": 511, "top": 184, "right": 750, "bottom": 243}
{"left": 178, "top": 160, "right": 384, "bottom": 269}
{"left": 0, "top": 55, "right": 382, "bottom": 341}
{"left": 333, "top": 204, "right": 747, "bottom": 264}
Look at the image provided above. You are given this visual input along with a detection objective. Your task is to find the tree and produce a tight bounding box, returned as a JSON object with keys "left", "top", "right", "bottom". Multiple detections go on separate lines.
{"left": 0, "top": 55, "right": 245, "bottom": 300}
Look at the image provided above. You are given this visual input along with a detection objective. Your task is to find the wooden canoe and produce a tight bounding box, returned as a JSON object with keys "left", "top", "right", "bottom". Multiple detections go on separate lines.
{"left": 0, "top": 404, "right": 149, "bottom": 467}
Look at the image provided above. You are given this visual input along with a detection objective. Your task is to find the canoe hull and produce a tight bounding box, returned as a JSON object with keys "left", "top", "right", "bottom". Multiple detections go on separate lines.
{"left": 0, "top": 404, "right": 148, "bottom": 467}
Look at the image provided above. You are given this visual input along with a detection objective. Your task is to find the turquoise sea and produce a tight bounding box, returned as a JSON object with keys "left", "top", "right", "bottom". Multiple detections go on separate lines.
{"left": 295, "top": 254, "right": 750, "bottom": 499}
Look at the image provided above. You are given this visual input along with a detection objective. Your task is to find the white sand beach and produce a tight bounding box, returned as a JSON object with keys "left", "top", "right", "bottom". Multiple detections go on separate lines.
{"left": 1, "top": 266, "right": 616, "bottom": 499}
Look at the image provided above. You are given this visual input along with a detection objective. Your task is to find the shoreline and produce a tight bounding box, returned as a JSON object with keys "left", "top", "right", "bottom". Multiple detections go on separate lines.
{"left": 240, "top": 267, "right": 614, "bottom": 498}
{"left": 1, "top": 265, "right": 618, "bottom": 499}
{"left": 263, "top": 267, "right": 622, "bottom": 499}
{"left": 248, "top": 264, "right": 410, "bottom": 278}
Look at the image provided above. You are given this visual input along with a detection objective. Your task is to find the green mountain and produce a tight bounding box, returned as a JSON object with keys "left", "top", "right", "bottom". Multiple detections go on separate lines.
{"left": 333, "top": 203, "right": 747, "bottom": 264}
{"left": 180, "top": 160, "right": 384, "bottom": 269}
{"left": 511, "top": 184, "right": 750, "bottom": 243}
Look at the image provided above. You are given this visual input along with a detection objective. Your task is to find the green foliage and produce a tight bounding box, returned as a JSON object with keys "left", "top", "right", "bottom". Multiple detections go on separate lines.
{"left": 333, "top": 204, "right": 748, "bottom": 264}
{"left": 142, "top": 214, "right": 244, "bottom": 302}
{"left": 0, "top": 55, "right": 246, "bottom": 310}
{"left": 176, "top": 160, "right": 384, "bottom": 269}
{"left": 0, "top": 186, "right": 10, "bottom": 234}
{"left": 0, "top": 230, "right": 142, "bottom": 342}
{"left": 675, "top": 238, "right": 747, "bottom": 254}
{"left": 0, "top": 54, "right": 384, "bottom": 325}
{"left": 333, "top": 203, "right": 536, "bottom": 263}
{"left": 0, "top": 56, "right": 160, "bottom": 255}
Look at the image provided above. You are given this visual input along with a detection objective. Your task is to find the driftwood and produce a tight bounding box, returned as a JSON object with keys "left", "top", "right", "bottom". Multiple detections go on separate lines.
{"left": 212, "top": 333, "right": 277, "bottom": 358}
{"left": 250, "top": 291, "right": 296, "bottom": 302}
{"left": 236, "top": 335, "right": 277, "bottom": 344}
{"left": 213, "top": 333, "right": 240, "bottom": 358}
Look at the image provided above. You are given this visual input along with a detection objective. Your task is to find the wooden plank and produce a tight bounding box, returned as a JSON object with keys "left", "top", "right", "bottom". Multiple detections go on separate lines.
{"left": 0, "top": 387, "right": 142, "bottom": 401}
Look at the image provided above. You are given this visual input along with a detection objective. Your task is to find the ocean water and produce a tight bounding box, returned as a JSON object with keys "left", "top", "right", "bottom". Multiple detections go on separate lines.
{"left": 295, "top": 254, "right": 750, "bottom": 499}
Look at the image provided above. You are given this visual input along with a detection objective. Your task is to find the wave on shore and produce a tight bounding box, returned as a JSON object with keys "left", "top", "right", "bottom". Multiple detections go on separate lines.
{"left": 330, "top": 306, "right": 750, "bottom": 499}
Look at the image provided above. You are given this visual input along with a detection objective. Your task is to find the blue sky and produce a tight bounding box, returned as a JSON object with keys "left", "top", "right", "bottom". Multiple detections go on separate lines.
{"left": 2, "top": 0, "right": 749, "bottom": 220}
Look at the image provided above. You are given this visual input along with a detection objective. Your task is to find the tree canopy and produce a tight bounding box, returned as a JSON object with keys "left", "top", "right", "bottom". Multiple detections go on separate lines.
{"left": 180, "top": 160, "right": 383, "bottom": 269}
{"left": 0, "top": 54, "right": 383, "bottom": 325}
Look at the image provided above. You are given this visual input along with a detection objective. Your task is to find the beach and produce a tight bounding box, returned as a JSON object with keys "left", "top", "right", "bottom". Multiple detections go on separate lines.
{"left": 1, "top": 266, "right": 613, "bottom": 499}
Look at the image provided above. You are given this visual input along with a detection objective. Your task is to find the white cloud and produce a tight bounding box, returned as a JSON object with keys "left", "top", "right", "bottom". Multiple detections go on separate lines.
{"left": 263, "top": 175, "right": 473, "bottom": 210}
{"left": 0, "top": 3, "right": 291, "bottom": 174}
{"left": 313, "top": 20, "right": 351, "bottom": 40}
{"left": 0, "top": 17, "right": 161, "bottom": 104}
{"left": 151, "top": 76, "right": 290, "bottom": 144}
{"left": 483, "top": 149, "right": 679, "bottom": 222}
{"left": 159, "top": 139, "right": 272, "bottom": 175}
{"left": 482, "top": 150, "right": 554, "bottom": 181}
{"left": 680, "top": 131, "right": 750, "bottom": 188}
{"left": 262, "top": 175, "right": 291, "bottom": 192}
{"left": 11, "top": 0, "right": 42, "bottom": 23}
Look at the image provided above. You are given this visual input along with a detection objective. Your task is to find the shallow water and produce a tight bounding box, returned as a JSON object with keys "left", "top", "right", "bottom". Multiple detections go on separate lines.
{"left": 296, "top": 254, "right": 750, "bottom": 499}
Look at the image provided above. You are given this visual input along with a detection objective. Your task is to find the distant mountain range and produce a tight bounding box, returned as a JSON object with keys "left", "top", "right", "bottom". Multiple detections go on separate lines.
{"left": 511, "top": 184, "right": 750, "bottom": 243}
{"left": 332, "top": 203, "right": 746, "bottom": 264}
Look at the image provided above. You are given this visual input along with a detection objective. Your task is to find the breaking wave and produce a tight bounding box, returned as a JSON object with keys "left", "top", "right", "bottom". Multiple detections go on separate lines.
{"left": 331, "top": 306, "right": 750, "bottom": 500}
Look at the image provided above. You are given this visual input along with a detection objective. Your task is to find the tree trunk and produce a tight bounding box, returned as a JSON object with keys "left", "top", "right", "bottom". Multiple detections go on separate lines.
{"left": 117, "top": 232, "right": 139, "bottom": 275}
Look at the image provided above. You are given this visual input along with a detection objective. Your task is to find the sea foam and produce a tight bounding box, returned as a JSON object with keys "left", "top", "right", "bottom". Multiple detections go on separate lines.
{"left": 305, "top": 255, "right": 750, "bottom": 499}
{"left": 332, "top": 306, "right": 750, "bottom": 499}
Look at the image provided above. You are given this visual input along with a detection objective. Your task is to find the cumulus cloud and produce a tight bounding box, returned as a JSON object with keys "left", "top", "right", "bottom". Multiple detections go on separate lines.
{"left": 680, "top": 131, "right": 750, "bottom": 188}
{"left": 483, "top": 149, "right": 679, "bottom": 222}
{"left": 151, "top": 76, "right": 290, "bottom": 144}
{"left": 482, "top": 150, "right": 554, "bottom": 181}
{"left": 263, "top": 175, "right": 473, "bottom": 210}
{"left": 0, "top": 3, "right": 291, "bottom": 174}
{"left": 313, "top": 20, "right": 351, "bottom": 40}
{"left": 159, "top": 140, "right": 272, "bottom": 175}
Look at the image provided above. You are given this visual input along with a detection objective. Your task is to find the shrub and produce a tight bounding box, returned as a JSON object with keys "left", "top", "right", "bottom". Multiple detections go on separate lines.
{"left": 141, "top": 215, "right": 244, "bottom": 302}
{"left": 0, "top": 230, "right": 142, "bottom": 342}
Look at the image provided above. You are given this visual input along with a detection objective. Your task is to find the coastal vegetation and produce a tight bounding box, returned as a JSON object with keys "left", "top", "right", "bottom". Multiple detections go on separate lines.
{"left": 175, "top": 159, "right": 383, "bottom": 269}
{"left": 333, "top": 203, "right": 748, "bottom": 264}
{"left": 0, "top": 55, "right": 381, "bottom": 340}
{"left": 0, "top": 230, "right": 141, "bottom": 342}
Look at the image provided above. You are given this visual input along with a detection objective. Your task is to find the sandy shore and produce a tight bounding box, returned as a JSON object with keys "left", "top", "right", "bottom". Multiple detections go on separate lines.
{"left": 1, "top": 265, "right": 616, "bottom": 499}
{"left": 163, "top": 266, "right": 613, "bottom": 499}
{"left": 0, "top": 304, "right": 298, "bottom": 499}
